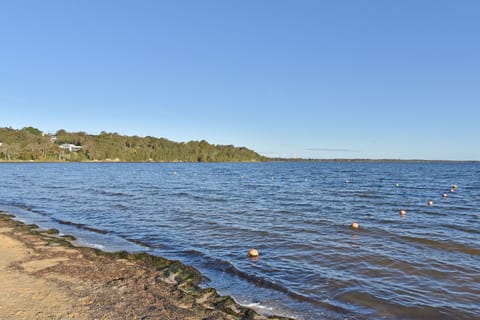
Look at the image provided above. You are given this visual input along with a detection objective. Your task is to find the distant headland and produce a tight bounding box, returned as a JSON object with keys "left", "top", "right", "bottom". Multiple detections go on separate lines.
{"left": 0, "top": 127, "right": 265, "bottom": 162}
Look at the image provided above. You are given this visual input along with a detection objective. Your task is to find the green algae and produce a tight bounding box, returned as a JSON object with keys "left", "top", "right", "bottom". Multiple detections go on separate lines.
{"left": 0, "top": 212, "right": 15, "bottom": 218}
{"left": 61, "top": 234, "right": 77, "bottom": 241}
{"left": 22, "top": 223, "right": 39, "bottom": 230}
{"left": 41, "top": 228, "right": 60, "bottom": 235}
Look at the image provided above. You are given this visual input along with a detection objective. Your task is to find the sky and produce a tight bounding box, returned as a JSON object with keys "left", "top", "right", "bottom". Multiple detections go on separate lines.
{"left": 1, "top": 1, "right": 479, "bottom": 160}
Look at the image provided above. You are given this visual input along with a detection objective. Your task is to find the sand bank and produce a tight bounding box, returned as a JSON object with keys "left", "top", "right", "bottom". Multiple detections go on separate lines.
{"left": 0, "top": 213, "right": 291, "bottom": 320}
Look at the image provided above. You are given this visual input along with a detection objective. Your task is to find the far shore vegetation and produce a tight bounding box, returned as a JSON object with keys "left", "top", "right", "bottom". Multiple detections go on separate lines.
{"left": 0, "top": 127, "right": 266, "bottom": 162}
{"left": 0, "top": 126, "right": 476, "bottom": 163}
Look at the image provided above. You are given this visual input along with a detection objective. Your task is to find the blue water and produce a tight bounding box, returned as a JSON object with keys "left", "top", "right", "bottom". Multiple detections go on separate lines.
{"left": 0, "top": 162, "right": 479, "bottom": 320}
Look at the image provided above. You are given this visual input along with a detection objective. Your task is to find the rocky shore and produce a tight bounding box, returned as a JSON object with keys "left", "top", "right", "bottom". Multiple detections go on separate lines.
{"left": 0, "top": 212, "right": 292, "bottom": 320}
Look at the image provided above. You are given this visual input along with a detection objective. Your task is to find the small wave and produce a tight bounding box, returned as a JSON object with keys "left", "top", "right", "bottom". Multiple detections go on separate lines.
{"left": 55, "top": 219, "right": 109, "bottom": 235}
{"left": 115, "top": 204, "right": 129, "bottom": 211}
{"left": 80, "top": 241, "right": 105, "bottom": 250}
{"left": 86, "top": 188, "right": 133, "bottom": 198}
{"left": 183, "top": 249, "right": 205, "bottom": 258}
{"left": 440, "top": 224, "right": 479, "bottom": 235}
{"left": 187, "top": 253, "right": 354, "bottom": 316}
{"left": 6, "top": 201, "right": 33, "bottom": 212}
{"left": 352, "top": 192, "right": 385, "bottom": 199}
{"left": 334, "top": 289, "right": 461, "bottom": 320}
{"left": 448, "top": 206, "right": 476, "bottom": 212}
{"left": 44, "top": 185, "right": 64, "bottom": 189}
{"left": 1, "top": 202, "right": 54, "bottom": 218}
{"left": 243, "top": 302, "right": 274, "bottom": 311}
{"left": 192, "top": 195, "right": 228, "bottom": 203}
{"left": 124, "top": 238, "right": 152, "bottom": 248}
{"left": 169, "top": 191, "right": 190, "bottom": 197}
{"left": 400, "top": 236, "right": 480, "bottom": 256}
{"left": 421, "top": 210, "right": 448, "bottom": 217}
{"left": 191, "top": 253, "right": 298, "bottom": 294}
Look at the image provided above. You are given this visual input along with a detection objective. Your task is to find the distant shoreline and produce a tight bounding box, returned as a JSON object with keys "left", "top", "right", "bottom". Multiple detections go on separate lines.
{"left": 2, "top": 127, "right": 478, "bottom": 163}
{"left": 0, "top": 159, "right": 478, "bottom": 164}
{"left": 267, "top": 158, "right": 480, "bottom": 163}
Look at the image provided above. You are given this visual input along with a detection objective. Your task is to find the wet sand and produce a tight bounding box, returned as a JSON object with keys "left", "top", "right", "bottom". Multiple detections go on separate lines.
{"left": 0, "top": 213, "right": 291, "bottom": 320}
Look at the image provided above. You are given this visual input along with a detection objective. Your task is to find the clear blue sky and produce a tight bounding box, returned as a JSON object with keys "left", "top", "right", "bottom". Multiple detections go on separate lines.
{"left": 1, "top": 1, "right": 479, "bottom": 160}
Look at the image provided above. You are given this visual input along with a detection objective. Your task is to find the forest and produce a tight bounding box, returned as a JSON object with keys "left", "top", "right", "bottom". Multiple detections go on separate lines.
{"left": 0, "top": 127, "right": 266, "bottom": 162}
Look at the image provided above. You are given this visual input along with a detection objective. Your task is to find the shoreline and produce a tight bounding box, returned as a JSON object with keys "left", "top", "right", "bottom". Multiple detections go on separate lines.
{"left": 0, "top": 159, "right": 478, "bottom": 164}
{"left": 0, "top": 212, "right": 292, "bottom": 320}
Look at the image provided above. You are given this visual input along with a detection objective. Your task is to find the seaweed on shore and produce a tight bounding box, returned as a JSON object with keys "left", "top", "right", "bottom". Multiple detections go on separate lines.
{"left": 84, "top": 248, "right": 292, "bottom": 319}
{"left": 61, "top": 234, "right": 77, "bottom": 241}
{"left": 0, "top": 211, "right": 15, "bottom": 218}
{"left": 41, "top": 228, "right": 60, "bottom": 235}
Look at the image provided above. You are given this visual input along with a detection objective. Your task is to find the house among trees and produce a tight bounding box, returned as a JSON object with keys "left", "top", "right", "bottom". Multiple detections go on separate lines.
{"left": 59, "top": 143, "right": 82, "bottom": 152}
{"left": 0, "top": 127, "right": 265, "bottom": 162}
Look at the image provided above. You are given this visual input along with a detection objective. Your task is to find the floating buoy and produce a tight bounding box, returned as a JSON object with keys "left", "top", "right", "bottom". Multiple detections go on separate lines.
{"left": 427, "top": 200, "right": 434, "bottom": 206}
{"left": 442, "top": 193, "right": 448, "bottom": 198}
{"left": 173, "top": 171, "right": 177, "bottom": 175}
{"left": 395, "top": 183, "right": 400, "bottom": 187}
{"left": 345, "top": 179, "right": 349, "bottom": 184}
{"left": 351, "top": 222, "right": 360, "bottom": 229}
{"left": 453, "top": 184, "right": 458, "bottom": 189}
{"left": 248, "top": 248, "right": 259, "bottom": 258}
{"left": 450, "top": 189, "right": 454, "bottom": 193}
{"left": 399, "top": 210, "right": 407, "bottom": 216}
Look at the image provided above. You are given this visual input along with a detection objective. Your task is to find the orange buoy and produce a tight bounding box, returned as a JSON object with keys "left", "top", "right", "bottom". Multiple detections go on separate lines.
{"left": 427, "top": 200, "right": 434, "bottom": 206}
{"left": 442, "top": 193, "right": 448, "bottom": 198}
{"left": 248, "top": 248, "right": 259, "bottom": 258}
{"left": 399, "top": 210, "right": 407, "bottom": 216}
{"left": 351, "top": 222, "right": 360, "bottom": 229}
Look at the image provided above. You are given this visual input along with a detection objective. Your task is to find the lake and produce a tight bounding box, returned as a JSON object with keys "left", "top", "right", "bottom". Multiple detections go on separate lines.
{"left": 0, "top": 162, "right": 478, "bottom": 319}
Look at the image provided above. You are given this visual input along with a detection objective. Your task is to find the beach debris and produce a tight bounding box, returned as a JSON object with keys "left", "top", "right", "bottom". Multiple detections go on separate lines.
{"left": 442, "top": 192, "right": 448, "bottom": 198}
{"left": 427, "top": 200, "right": 434, "bottom": 206}
{"left": 350, "top": 222, "right": 360, "bottom": 229}
{"left": 248, "top": 248, "right": 259, "bottom": 258}
{"left": 399, "top": 210, "right": 407, "bottom": 216}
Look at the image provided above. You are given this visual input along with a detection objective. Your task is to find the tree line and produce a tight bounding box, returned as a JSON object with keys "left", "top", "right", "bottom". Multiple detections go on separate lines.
{"left": 0, "top": 127, "right": 266, "bottom": 162}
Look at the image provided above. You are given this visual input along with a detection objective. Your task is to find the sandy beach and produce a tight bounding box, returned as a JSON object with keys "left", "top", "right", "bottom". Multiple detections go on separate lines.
{"left": 0, "top": 213, "right": 290, "bottom": 320}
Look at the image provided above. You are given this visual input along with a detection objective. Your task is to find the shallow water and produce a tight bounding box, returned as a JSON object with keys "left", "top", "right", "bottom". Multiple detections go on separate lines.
{"left": 0, "top": 162, "right": 479, "bottom": 319}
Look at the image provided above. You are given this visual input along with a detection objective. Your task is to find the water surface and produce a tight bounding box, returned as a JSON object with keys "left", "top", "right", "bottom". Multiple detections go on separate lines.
{"left": 0, "top": 162, "right": 478, "bottom": 319}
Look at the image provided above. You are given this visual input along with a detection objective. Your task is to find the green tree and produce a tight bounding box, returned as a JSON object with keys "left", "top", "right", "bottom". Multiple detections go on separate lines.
{"left": 22, "top": 126, "right": 42, "bottom": 136}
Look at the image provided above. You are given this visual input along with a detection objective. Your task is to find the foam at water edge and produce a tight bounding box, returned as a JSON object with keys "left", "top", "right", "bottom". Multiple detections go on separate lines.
{"left": 241, "top": 301, "right": 303, "bottom": 320}
{"left": 78, "top": 241, "right": 105, "bottom": 250}
{"left": 243, "top": 302, "right": 274, "bottom": 311}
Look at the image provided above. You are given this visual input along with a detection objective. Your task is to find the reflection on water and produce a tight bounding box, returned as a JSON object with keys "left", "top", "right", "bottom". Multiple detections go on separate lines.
{"left": 0, "top": 162, "right": 479, "bottom": 320}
